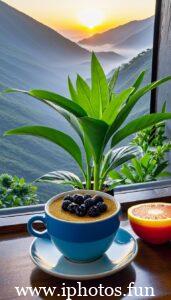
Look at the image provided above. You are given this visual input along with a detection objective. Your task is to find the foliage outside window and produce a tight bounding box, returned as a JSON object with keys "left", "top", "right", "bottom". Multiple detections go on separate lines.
{"left": 0, "top": 174, "right": 38, "bottom": 208}
{"left": 109, "top": 111, "right": 171, "bottom": 184}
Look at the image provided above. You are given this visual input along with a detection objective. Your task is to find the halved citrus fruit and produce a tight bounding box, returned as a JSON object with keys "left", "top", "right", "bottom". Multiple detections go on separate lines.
{"left": 128, "top": 202, "right": 171, "bottom": 244}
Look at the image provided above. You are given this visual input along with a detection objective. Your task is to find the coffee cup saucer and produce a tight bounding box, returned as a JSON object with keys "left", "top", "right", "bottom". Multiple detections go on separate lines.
{"left": 30, "top": 228, "right": 138, "bottom": 280}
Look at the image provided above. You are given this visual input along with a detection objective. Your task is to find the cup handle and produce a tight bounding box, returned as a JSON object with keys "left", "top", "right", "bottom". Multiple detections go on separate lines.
{"left": 27, "top": 215, "right": 49, "bottom": 239}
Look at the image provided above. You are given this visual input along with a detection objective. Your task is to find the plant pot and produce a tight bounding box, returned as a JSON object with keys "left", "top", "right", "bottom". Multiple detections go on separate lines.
{"left": 81, "top": 181, "right": 114, "bottom": 196}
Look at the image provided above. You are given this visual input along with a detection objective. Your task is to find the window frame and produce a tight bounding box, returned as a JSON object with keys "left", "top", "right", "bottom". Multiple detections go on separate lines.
{"left": 1, "top": 0, "right": 171, "bottom": 233}
{"left": 150, "top": 0, "right": 162, "bottom": 113}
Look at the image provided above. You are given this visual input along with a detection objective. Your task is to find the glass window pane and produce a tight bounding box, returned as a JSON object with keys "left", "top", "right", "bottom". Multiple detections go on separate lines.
{"left": 155, "top": 0, "right": 171, "bottom": 170}
{"left": 0, "top": 1, "right": 156, "bottom": 207}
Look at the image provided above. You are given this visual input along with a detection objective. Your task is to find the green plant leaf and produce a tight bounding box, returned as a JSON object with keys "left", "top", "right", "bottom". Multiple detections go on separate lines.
{"left": 102, "top": 87, "right": 134, "bottom": 125}
{"left": 111, "top": 113, "right": 171, "bottom": 147}
{"left": 84, "top": 135, "right": 92, "bottom": 165}
{"left": 108, "top": 169, "right": 124, "bottom": 180}
{"left": 108, "top": 68, "right": 120, "bottom": 93}
{"left": 91, "top": 53, "right": 109, "bottom": 117}
{"left": 29, "top": 90, "right": 88, "bottom": 118}
{"left": 141, "top": 153, "right": 151, "bottom": 168}
{"left": 76, "top": 74, "right": 94, "bottom": 116}
{"left": 107, "top": 76, "right": 171, "bottom": 140}
{"left": 121, "top": 164, "right": 136, "bottom": 182}
{"left": 157, "top": 171, "right": 171, "bottom": 178}
{"left": 3, "top": 88, "right": 87, "bottom": 118}
{"left": 153, "top": 161, "right": 168, "bottom": 177}
{"left": 3, "top": 88, "right": 84, "bottom": 143}
{"left": 68, "top": 76, "right": 78, "bottom": 103}
{"left": 36, "top": 170, "right": 83, "bottom": 189}
{"left": 131, "top": 158, "right": 144, "bottom": 180}
{"left": 104, "top": 179, "right": 124, "bottom": 191}
{"left": 4, "top": 126, "right": 83, "bottom": 170}
{"left": 101, "top": 146, "right": 141, "bottom": 180}
{"left": 79, "top": 117, "right": 109, "bottom": 163}
{"left": 132, "top": 70, "right": 146, "bottom": 91}
{"left": 162, "top": 101, "right": 166, "bottom": 113}
{"left": 44, "top": 102, "right": 84, "bottom": 142}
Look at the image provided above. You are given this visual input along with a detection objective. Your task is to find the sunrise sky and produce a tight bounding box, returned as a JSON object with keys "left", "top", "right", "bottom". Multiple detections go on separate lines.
{"left": 3, "top": 0, "right": 156, "bottom": 41}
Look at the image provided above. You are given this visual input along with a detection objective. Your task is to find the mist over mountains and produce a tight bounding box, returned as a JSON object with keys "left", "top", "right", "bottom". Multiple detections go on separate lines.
{"left": 0, "top": 0, "right": 153, "bottom": 201}
{"left": 79, "top": 16, "right": 154, "bottom": 58}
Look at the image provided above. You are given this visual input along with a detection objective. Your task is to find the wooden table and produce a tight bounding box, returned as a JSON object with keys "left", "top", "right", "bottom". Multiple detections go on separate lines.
{"left": 0, "top": 220, "right": 171, "bottom": 300}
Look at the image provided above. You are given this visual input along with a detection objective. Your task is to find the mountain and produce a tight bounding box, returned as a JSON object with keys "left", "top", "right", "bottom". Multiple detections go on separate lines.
{"left": 79, "top": 16, "right": 154, "bottom": 55}
{"left": 110, "top": 49, "right": 152, "bottom": 120}
{"left": 0, "top": 1, "right": 124, "bottom": 85}
{"left": 106, "top": 49, "right": 152, "bottom": 147}
{"left": 115, "top": 24, "right": 153, "bottom": 50}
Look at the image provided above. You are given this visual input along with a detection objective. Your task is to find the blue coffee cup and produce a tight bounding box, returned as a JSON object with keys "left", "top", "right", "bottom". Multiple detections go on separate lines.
{"left": 27, "top": 190, "right": 121, "bottom": 262}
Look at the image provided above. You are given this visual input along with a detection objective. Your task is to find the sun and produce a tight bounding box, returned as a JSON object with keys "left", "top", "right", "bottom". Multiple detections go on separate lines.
{"left": 78, "top": 10, "right": 104, "bottom": 29}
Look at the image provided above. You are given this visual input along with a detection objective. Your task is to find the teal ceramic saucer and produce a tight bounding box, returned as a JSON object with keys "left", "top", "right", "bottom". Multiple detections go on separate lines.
{"left": 30, "top": 228, "right": 138, "bottom": 280}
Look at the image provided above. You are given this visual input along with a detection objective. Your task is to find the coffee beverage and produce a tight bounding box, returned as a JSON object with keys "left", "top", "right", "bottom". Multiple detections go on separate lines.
{"left": 48, "top": 194, "right": 117, "bottom": 222}
{"left": 28, "top": 190, "right": 120, "bottom": 262}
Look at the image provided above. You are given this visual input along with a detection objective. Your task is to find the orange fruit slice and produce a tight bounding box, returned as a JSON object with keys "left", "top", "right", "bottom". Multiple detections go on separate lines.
{"left": 128, "top": 202, "right": 171, "bottom": 244}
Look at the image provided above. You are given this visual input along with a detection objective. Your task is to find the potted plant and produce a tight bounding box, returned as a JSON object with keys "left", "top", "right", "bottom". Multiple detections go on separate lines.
{"left": 2, "top": 53, "right": 171, "bottom": 192}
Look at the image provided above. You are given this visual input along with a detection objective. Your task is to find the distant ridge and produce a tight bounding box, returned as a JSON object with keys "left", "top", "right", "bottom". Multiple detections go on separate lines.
{"left": 116, "top": 25, "right": 153, "bottom": 50}
{"left": 79, "top": 16, "right": 154, "bottom": 50}
{"left": 0, "top": 0, "right": 88, "bottom": 62}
